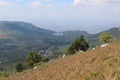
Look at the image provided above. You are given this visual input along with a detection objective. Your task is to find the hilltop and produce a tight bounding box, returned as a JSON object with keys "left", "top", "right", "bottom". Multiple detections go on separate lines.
{"left": 1, "top": 41, "right": 120, "bottom": 80}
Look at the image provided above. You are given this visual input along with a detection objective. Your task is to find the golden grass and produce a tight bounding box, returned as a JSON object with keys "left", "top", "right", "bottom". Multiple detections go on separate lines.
{"left": 1, "top": 41, "right": 120, "bottom": 80}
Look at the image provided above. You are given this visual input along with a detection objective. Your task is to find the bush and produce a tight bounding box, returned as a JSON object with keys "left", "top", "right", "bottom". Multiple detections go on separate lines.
{"left": 15, "top": 62, "right": 24, "bottom": 72}
{"left": 99, "top": 32, "right": 112, "bottom": 43}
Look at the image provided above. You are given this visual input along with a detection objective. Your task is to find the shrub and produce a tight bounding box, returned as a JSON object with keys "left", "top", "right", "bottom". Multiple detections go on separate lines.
{"left": 15, "top": 62, "right": 24, "bottom": 72}
{"left": 99, "top": 32, "right": 112, "bottom": 43}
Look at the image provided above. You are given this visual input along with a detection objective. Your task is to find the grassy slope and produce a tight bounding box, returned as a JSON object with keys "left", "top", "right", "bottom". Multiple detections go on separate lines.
{"left": 1, "top": 41, "right": 120, "bottom": 80}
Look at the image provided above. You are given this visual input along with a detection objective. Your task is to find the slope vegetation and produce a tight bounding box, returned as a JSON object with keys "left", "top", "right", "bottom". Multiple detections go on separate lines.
{"left": 1, "top": 41, "right": 120, "bottom": 80}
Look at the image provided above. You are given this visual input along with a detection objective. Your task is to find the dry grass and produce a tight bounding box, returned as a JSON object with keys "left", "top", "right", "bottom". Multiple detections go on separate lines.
{"left": 1, "top": 41, "right": 120, "bottom": 80}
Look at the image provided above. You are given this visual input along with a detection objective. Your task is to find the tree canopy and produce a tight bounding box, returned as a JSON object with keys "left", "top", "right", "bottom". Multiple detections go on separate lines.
{"left": 25, "top": 51, "right": 40, "bottom": 68}
{"left": 99, "top": 32, "right": 112, "bottom": 43}
{"left": 66, "top": 35, "right": 89, "bottom": 55}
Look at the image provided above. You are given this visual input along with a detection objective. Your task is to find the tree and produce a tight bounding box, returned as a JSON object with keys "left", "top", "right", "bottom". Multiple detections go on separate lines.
{"left": 41, "top": 56, "right": 49, "bottom": 63}
{"left": 25, "top": 51, "right": 40, "bottom": 68}
{"left": 15, "top": 62, "right": 24, "bottom": 72}
{"left": 66, "top": 35, "right": 89, "bottom": 55}
{"left": 99, "top": 32, "right": 112, "bottom": 43}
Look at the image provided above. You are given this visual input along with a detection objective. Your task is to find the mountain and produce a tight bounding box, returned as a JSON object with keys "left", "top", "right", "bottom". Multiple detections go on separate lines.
{"left": 0, "top": 21, "right": 88, "bottom": 70}
{"left": 0, "top": 21, "right": 120, "bottom": 71}
{"left": 2, "top": 41, "right": 120, "bottom": 80}
{"left": 107, "top": 27, "right": 120, "bottom": 39}
{"left": 0, "top": 21, "right": 57, "bottom": 71}
{"left": 0, "top": 21, "right": 55, "bottom": 40}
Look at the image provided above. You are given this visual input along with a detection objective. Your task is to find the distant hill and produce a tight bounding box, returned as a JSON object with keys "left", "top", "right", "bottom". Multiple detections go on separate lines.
{"left": 87, "top": 27, "right": 120, "bottom": 47}
{"left": 2, "top": 41, "right": 120, "bottom": 80}
{"left": 0, "top": 21, "right": 55, "bottom": 40}
{"left": 107, "top": 27, "right": 120, "bottom": 39}
{"left": 0, "top": 21, "right": 120, "bottom": 71}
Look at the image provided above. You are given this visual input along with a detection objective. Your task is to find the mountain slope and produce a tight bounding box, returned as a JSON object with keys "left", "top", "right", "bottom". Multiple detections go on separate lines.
{"left": 0, "top": 21, "right": 120, "bottom": 72}
{"left": 107, "top": 27, "right": 120, "bottom": 39}
{"left": 0, "top": 21, "right": 55, "bottom": 40}
{"left": 2, "top": 41, "right": 120, "bottom": 80}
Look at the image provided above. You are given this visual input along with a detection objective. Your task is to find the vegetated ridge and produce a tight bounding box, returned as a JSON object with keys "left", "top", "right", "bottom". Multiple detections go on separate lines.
{"left": 1, "top": 41, "right": 120, "bottom": 80}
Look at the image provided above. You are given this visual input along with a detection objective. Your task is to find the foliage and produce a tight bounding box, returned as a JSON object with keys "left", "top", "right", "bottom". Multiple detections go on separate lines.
{"left": 66, "top": 35, "right": 89, "bottom": 55}
{"left": 25, "top": 51, "right": 40, "bottom": 68}
{"left": 99, "top": 32, "right": 112, "bottom": 43}
{"left": 15, "top": 62, "right": 24, "bottom": 72}
{"left": 41, "top": 57, "right": 49, "bottom": 63}
{"left": 0, "top": 71, "right": 10, "bottom": 78}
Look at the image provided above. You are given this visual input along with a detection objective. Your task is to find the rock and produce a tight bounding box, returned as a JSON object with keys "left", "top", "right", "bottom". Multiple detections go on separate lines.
{"left": 63, "top": 54, "right": 66, "bottom": 58}
{"left": 100, "top": 43, "right": 109, "bottom": 48}
{"left": 33, "top": 66, "right": 37, "bottom": 69}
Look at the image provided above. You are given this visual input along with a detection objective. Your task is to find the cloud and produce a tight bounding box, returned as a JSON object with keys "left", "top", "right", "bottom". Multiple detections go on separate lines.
{"left": 29, "top": 1, "right": 43, "bottom": 8}
{"left": 73, "top": 0, "right": 120, "bottom": 6}
{"left": 0, "top": 1, "right": 14, "bottom": 6}
{"left": 73, "top": 0, "right": 89, "bottom": 5}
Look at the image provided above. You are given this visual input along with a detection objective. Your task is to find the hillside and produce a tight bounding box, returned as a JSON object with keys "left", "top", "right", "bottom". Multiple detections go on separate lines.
{"left": 1, "top": 41, "right": 120, "bottom": 80}
{"left": 0, "top": 21, "right": 56, "bottom": 70}
{"left": 0, "top": 21, "right": 55, "bottom": 40}
{"left": 0, "top": 21, "right": 120, "bottom": 72}
{"left": 0, "top": 21, "right": 91, "bottom": 71}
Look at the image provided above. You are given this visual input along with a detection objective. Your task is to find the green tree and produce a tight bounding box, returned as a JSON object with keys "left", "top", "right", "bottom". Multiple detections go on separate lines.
{"left": 25, "top": 51, "right": 40, "bottom": 68}
{"left": 15, "top": 62, "right": 24, "bottom": 72}
{"left": 41, "top": 56, "right": 49, "bottom": 63}
{"left": 99, "top": 32, "right": 112, "bottom": 43}
{"left": 66, "top": 35, "right": 89, "bottom": 55}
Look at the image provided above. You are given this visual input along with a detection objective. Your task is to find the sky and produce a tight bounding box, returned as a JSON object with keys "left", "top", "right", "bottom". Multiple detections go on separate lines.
{"left": 0, "top": 0, "right": 120, "bottom": 33}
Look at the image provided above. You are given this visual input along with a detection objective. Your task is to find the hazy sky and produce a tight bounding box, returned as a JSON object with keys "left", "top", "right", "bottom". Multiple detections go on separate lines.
{"left": 0, "top": 0, "right": 120, "bottom": 33}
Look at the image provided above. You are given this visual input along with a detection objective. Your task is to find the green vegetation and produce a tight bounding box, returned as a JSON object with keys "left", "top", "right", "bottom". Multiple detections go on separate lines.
{"left": 41, "top": 56, "right": 49, "bottom": 63}
{"left": 25, "top": 51, "right": 40, "bottom": 68}
{"left": 66, "top": 35, "right": 89, "bottom": 55}
{"left": 15, "top": 62, "right": 24, "bottom": 72}
{"left": 0, "top": 71, "right": 10, "bottom": 78}
{"left": 99, "top": 32, "right": 112, "bottom": 43}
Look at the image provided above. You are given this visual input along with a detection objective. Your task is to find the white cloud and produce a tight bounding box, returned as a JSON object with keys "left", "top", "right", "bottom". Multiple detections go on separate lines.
{"left": 73, "top": 0, "right": 89, "bottom": 5}
{"left": 73, "top": 0, "right": 120, "bottom": 6}
{"left": 29, "top": 1, "right": 43, "bottom": 8}
{"left": 0, "top": 1, "right": 14, "bottom": 6}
